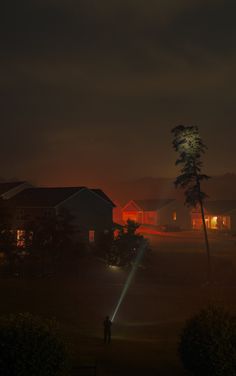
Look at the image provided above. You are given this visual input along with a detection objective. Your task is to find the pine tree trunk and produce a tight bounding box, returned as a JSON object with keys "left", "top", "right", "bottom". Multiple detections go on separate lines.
{"left": 199, "top": 198, "right": 211, "bottom": 283}
{"left": 195, "top": 171, "right": 211, "bottom": 284}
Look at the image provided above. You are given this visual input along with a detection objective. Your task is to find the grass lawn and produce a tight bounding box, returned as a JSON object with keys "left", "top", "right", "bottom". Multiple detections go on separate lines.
{"left": 1, "top": 230, "right": 236, "bottom": 375}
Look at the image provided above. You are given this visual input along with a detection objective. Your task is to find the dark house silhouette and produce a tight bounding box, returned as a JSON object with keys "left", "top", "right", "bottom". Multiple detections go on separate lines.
{"left": 1, "top": 183, "right": 115, "bottom": 246}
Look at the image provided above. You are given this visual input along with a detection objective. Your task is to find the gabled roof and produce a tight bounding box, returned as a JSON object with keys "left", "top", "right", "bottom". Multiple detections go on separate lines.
{"left": 8, "top": 186, "right": 116, "bottom": 209}
{"left": 91, "top": 189, "right": 116, "bottom": 207}
{"left": 0, "top": 182, "right": 26, "bottom": 197}
{"left": 123, "top": 200, "right": 143, "bottom": 211}
{"left": 124, "top": 199, "right": 175, "bottom": 211}
{"left": 204, "top": 200, "right": 236, "bottom": 215}
{"left": 135, "top": 199, "right": 175, "bottom": 211}
{"left": 9, "top": 187, "right": 86, "bottom": 208}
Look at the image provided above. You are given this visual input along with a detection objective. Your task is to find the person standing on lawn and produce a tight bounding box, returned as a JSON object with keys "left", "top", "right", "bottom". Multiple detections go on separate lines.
{"left": 104, "top": 316, "right": 112, "bottom": 344}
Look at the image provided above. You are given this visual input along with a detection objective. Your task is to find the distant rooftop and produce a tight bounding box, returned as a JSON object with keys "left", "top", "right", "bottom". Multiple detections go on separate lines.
{"left": 8, "top": 186, "right": 116, "bottom": 208}
{"left": 0, "top": 182, "right": 25, "bottom": 196}
{"left": 134, "top": 199, "right": 175, "bottom": 211}
{"left": 92, "top": 189, "right": 116, "bottom": 207}
{"left": 9, "top": 187, "right": 86, "bottom": 207}
{"left": 204, "top": 200, "right": 236, "bottom": 215}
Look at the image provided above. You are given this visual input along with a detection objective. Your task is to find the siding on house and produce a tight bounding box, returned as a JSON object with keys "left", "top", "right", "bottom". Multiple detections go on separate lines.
{"left": 159, "top": 200, "right": 191, "bottom": 229}
{"left": 121, "top": 199, "right": 191, "bottom": 230}
{"left": 191, "top": 201, "right": 236, "bottom": 232}
{"left": 230, "top": 211, "right": 236, "bottom": 232}
{"left": 58, "top": 188, "right": 114, "bottom": 242}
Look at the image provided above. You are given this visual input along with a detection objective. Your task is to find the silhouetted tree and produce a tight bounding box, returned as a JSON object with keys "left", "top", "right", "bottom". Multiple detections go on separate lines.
{"left": 0, "top": 313, "right": 69, "bottom": 376}
{"left": 107, "top": 220, "right": 147, "bottom": 267}
{"left": 23, "top": 209, "right": 77, "bottom": 276}
{"left": 171, "top": 125, "right": 211, "bottom": 282}
{"left": 179, "top": 305, "right": 236, "bottom": 376}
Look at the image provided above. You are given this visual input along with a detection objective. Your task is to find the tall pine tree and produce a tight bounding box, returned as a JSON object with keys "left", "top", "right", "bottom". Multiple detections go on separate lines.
{"left": 171, "top": 125, "right": 211, "bottom": 282}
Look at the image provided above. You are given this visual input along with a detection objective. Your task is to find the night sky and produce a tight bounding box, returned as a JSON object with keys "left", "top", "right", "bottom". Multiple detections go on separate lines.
{"left": 1, "top": 0, "right": 236, "bottom": 187}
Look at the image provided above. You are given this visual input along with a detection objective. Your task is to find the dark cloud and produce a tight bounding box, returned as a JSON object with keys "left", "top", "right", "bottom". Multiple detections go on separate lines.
{"left": 1, "top": 0, "right": 236, "bottom": 184}
{"left": 2, "top": 0, "right": 235, "bottom": 56}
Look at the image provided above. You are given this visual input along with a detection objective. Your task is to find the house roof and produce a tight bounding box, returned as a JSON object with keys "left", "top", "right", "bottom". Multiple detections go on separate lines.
{"left": 8, "top": 187, "right": 86, "bottom": 208}
{"left": 91, "top": 189, "right": 116, "bottom": 207}
{"left": 204, "top": 200, "right": 236, "bottom": 215}
{"left": 8, "top": 186, "right": 116, "bottom": 208}
{"left": 133, "top": 199, "right": 175, "bottom": 211}
{"left": 0, "top": 182, "right": 25, "bottom": 196}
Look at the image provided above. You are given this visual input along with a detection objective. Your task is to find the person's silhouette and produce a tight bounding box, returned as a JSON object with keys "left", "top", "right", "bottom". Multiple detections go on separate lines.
{"left": 103, "top": 316, "right": 112, "bottom": 344}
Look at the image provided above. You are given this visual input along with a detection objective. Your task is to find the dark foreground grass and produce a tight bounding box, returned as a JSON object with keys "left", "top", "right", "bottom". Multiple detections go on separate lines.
{"left": 1, "top": 231, "right": 236, "bottom": 375}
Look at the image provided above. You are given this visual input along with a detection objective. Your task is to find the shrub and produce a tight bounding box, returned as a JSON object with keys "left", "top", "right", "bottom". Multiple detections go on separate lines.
{"left": 107, "top": 220, "right": 148, "bottom": 267}
{"left": 0, "top": 313, "right": 69, "bottom": 376}
{"left": 179, "top": 305, "right": 236, "bottom": 376}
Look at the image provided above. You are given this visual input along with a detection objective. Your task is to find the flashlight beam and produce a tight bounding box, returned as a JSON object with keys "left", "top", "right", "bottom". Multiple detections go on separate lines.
{"left": 111, "top": 239, "right": 148, "bottom": 322}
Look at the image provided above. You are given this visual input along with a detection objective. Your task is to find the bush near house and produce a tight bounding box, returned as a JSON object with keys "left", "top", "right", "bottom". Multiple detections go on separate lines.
{"left": 179, "top": 305, "right": 236, "bottom": 376}
{"left": 0, "top": 208, "right": 87, "bottom": 277}
{"left": 0, "top": 313, "right": 69, "bottom": 376}
{"left": 106, "top": 220, "right": 150, "bottom": 267}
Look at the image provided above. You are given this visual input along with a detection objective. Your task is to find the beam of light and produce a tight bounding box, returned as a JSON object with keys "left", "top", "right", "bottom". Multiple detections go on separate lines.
{"left": 109, "top": 265, "right": 121, "bottom": 270}
{"left": 111, "top": 239, "right": 148, "bottom": 322}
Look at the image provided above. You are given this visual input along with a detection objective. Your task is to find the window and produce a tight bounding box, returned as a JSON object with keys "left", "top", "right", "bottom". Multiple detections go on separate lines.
{"left": 114, "top": 229, "right": 119, "bottom": 239}
{"left": 16, "top": 230, "right": 33, "bottom": 248}
{"left": 210, "top": 216, "right": 218, "bottom": 229}
{"left": 17, "top": 230, "right": 26, "bottom": 248}
{"left": 172, "top": 211, "right": 177, "bottom": 221}
{"left": 89, "top": 230, "right": 95, "bottom": 243}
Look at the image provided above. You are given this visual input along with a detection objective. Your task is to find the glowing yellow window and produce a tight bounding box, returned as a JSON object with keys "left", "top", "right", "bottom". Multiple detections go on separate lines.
{"left": 173, "top": 211, "right": 177, "bottom": 221}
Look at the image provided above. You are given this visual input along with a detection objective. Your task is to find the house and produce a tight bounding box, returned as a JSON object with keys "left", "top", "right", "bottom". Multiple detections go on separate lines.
{"left": 192, "top": 200, "right": 236, "bottom": 232}
{"left": 121, "top": 199, "right": 191, "bottom": 229}
{"left": 7, "top": 186, "right": 115, "bottom": 245}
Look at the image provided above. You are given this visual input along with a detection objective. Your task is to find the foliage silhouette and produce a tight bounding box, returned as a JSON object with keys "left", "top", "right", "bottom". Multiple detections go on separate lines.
{"left": 171, "top": 125, "right": 211, "bottom": 282}
{"left": 179, "top": 305, "right": 236, "bottom": 376}
{"left": 107, "top": 220, "right": 148, "bottom": 267}
{"left": 0, "top": 313, "right": 69, "bottom": 376}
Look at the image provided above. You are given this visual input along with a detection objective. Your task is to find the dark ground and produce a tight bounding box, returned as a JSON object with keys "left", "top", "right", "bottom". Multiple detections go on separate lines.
{"left": 1, "top": 230, "right": 236, "bottom": 375}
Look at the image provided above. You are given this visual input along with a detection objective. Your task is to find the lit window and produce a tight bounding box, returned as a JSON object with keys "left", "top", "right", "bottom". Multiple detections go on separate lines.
{"left": 173, "top": 211, "right": 177, "bottom": 221}
{"left": 114, "top": 229, "right": 119, "bottom": 239}
{"left": 210, "top": 216, "right": 218, "bottom": 229}
{"left": 17, "top": 230, "right": 26, "bottom": 248}
{"left": 89, "top": 230, "right": 95, "bottom": 243}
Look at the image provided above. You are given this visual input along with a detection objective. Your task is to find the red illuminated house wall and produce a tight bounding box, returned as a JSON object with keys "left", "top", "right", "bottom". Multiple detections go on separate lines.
{"left": 121, "top": 200, "right": 158, "bottom": 225}
{"left": 121, "top": 199, "right": 191, "bottom": 229}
